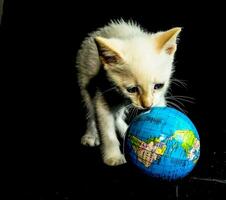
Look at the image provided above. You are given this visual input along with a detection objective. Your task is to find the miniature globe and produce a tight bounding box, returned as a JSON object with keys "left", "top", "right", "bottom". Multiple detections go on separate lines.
{"left": 124, "top": 107, "right": 200, "bottom": 181}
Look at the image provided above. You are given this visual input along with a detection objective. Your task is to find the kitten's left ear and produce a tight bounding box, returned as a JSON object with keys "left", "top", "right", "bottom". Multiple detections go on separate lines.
{"left": 155, "top": 27, "right": 182, "bottom": 55}
{"left": 94, "top": 37, "right": 123, "bottom": 66}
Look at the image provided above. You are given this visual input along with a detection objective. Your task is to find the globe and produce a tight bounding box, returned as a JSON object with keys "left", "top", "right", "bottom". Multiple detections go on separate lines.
{"left": 124, "top": 107, "right": 200, "bottom": 181}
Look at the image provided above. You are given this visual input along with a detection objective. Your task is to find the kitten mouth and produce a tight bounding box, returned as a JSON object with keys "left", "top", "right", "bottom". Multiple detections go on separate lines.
{"left": 138, "top": 105, "right": 152, "bottom": 111}
{"left": 141, "top": 107, "right": 152, "bottom": 112}
{"left": 133, "top": 104, "right": 151, "bottom": 111}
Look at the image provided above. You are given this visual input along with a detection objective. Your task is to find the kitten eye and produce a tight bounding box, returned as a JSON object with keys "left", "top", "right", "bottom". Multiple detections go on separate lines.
{"left": 154, "top": 83, "right": 164, "bottom": 90}
{"left": 126, "top": 86, "right": 139, "bottom": 93}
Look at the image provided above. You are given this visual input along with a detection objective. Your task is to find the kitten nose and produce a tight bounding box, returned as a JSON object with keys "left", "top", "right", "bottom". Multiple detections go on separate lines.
{"left": 140, "top": 97, "right": 153, "bottom": 110}
{"left": 142, "top": 103, "right": 153, "bottom": 111}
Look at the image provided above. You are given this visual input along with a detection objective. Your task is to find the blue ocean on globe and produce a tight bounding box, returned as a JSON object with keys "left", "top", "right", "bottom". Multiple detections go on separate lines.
{"left": 124, "top": 107, "right": 200, "bottom": 181}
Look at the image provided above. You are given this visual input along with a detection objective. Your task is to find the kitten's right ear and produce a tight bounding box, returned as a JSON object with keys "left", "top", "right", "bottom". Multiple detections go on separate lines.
{"left": 155, "top": 27, "right": 182, "bottom": 55}
{"left": 94, "top": 37, "right": 123, "bottom": 66}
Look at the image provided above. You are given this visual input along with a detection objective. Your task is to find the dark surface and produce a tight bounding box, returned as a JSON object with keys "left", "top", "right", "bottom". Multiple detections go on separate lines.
{"left": 2, "top": 1, "right": 226, "bottom": 199}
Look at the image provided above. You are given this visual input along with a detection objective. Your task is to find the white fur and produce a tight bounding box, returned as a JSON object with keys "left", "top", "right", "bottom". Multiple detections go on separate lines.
{"left": 76, "top": 20, "right": 180, "bottom": 166}
{"left": 95, "top": 93, "right": 126, "bottom": 165}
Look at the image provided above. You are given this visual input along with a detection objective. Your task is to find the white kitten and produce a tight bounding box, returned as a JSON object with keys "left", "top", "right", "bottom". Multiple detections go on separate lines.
{"left": 76, "top": 20, "right": 181, "bottom": 166}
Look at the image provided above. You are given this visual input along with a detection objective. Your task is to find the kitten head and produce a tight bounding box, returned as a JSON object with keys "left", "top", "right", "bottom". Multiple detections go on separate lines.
{"left": 94, "top": 27, "right": 181, "bottom": 110}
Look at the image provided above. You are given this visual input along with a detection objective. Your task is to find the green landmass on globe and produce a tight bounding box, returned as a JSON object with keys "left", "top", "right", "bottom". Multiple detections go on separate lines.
{"left": 171, "top": 130, "right": 200, "bottom": 163}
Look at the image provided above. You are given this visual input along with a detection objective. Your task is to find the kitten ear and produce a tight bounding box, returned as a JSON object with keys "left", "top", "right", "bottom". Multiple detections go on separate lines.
{"left": 155, "top": 27, "right": 182, "bottom": 55}
{"left": 94, "top": 37, "right": 123, "bottom": 66}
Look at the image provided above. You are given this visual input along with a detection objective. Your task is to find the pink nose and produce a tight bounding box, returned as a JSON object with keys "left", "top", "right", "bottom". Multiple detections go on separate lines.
{"left": 140, "top": 96, "right": 153, "bottom": 110}
{"left": 142, "top": 103, "right": 153, "bottom": 110}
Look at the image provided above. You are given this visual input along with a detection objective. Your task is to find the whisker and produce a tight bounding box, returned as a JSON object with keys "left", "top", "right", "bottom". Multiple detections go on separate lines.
{"left": 127, "top": 107, "right": 139, "bottom": 122}
{"left": 128, "top": 107, "right": 135, "bottom": 122}
{"left": 174, "top": 98, "right": 195, "bottom": 104}
{"left": 166, "top": 97, "right": 186, "bottom": 108}
{"left": 94, "top": 86, "right": 117, "bottom": 99}
{"left": 125, "top": 103, "right": 133, "bottom": 109}
{"left": 167, "top": 100, "right": 188, "bottom": 114}
{"left": 124, "top": 104, "right": 133, "bottom": 115}
{"left": 171, "top": 78, "right": 188, "bottom": 88}
{"left": 172, "top": 95, "right": 195, "bottom": 100}
{"left": 101, "top": 86, "right": 117, "bottom": 95}
{"left": 172, "top": 96, "right": 195, "bottom": 104}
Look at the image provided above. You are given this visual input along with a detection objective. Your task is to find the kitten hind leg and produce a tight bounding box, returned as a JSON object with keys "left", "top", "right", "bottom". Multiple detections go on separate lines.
{"left": 81, "top": 120, "right": 100, "bottom": 146}
{"left": 95, "top": 96, "right": 126, "bottom": 166}
{"left": 80, "top": 89, "right": 100, "bottom": 147}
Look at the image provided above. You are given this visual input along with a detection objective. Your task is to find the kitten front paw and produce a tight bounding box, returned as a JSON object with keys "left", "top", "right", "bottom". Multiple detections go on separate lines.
{"left": 103, "top": 154, "right": 126, "bottom": 166}
{"left": 81, "top": 133, "right": 100, "bottom": 147}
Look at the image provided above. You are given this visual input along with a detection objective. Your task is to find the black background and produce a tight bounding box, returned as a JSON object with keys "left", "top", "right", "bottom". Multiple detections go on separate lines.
{"left": 2, "top": 0, "right": 226, "bottom": 199}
